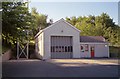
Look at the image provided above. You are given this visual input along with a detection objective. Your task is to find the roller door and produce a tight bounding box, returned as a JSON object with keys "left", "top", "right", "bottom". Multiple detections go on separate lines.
{"left": 51, "top": 36, "right": 73, "bottom": 59}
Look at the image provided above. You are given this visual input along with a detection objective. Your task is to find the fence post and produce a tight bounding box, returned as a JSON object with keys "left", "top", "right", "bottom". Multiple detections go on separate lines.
{"left": 17, "top": 42, "right": 19, "bottom": 59}
{"left": 27, "top": 42, "right": 29, "bottom": 59}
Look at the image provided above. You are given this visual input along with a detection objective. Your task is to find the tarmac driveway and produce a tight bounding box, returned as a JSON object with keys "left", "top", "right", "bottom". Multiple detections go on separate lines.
{"left": 2, "top": 59, "right": 119, "bottom": 77}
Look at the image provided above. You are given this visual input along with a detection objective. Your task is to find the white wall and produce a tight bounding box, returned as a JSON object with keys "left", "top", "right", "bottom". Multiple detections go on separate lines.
{"left": 43, "top": 20, "right": 80, "bottom": 59}
{"left": 35, "top": 32, "right": 44, "bottom": 59}
{"left": 95, "top": 44, "right": 109, "bottom": 57}
{"left": 80, "top": 43, "right": 109, "bottom": 58}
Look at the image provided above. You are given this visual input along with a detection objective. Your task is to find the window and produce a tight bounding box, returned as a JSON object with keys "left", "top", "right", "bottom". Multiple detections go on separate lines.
{"left": 85, "top": 44, "right": 88, "bottom": 51}
{"left": 52, "top": 46, "right": 73, "bottom": 53}
{"left": 68, "top": 46, "right": 70, "bottom": 52}
{"left": 70, "top": 46, "right": 73, "bottom": 52}
{"left": 68, "top": 46, "right": 73, "bottom": 52}
{"left": 65, "top": 46, "right": 67, "bottom": 52}
{"left": 81, "top": 45, "right": 84, "bottom": 52}
{"left": 59, "top": 46, "right": 61, "bottom": 52}
{"left": 62, "top": 46, "right": 64, "bottom": 52}
{"left": 51, "top": 46, "right": 55, "bottom": 52}
{"left": 56, "top": 46, "right": 58, "bottom": 52}
{"left": 81, "top": 45, "right": 89, "bottom": 52}
{"left": 91, "top": 46, "right": 94, "bottom": 51}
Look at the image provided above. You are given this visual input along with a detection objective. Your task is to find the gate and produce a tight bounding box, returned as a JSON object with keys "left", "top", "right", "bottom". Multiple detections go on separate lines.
{"left": 17, "top": 42, "right": 29, "bottom": 59}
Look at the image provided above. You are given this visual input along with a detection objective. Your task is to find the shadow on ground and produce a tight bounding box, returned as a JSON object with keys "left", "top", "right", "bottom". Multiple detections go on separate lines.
{"left": 2, "top": 59, "right": 119, "bottom": 78}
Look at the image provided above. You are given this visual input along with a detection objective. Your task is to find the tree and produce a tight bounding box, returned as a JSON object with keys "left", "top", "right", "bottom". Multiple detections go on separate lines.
{"left": 31, "top": 7, "right": 48, "bottom": 35}
{"left": 65, "top": 13, "right": 120, "bottom": 46}
{"left": 75, "top": 15, "right": 96, "bottom": 36}
{"left": 2, "top": 2, "right": 32, "bottom": 46}
{"left": 66, "top": 16, "right": 77, "bottom": 26}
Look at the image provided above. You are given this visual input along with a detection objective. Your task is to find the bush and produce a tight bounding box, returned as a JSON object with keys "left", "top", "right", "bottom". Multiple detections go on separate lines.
{"left": 109, "top": 46, "right": 120, "bottom": 58}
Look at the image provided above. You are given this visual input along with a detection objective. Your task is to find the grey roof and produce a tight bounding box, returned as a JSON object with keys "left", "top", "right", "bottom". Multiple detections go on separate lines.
{"left": 80, "top": 36, "right": 108, "bottom": 43}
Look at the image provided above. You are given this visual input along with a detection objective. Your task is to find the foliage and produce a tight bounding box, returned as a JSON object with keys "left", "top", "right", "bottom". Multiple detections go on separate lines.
{"left": 66, "top": 13, "right": 120, "bottom": 46}
{"left": 31, "top": 8, "right": 48, "bottom": 35}
{"left": 109, "top": 46, "right": 120, "bottom": 58}
{"left": 31, "top": 7, "right": 53, "bottom": 36}
{"left": 2, "top": 2, "right": 53, "bottom": 48}
{"left": 2, "top": 2, "right": 33, "bottom": 47}
{"left": 2, "top": 1, "right": 119, "bottom": 49}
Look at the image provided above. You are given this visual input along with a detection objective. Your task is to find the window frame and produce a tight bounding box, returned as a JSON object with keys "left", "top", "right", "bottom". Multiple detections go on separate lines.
{"left": 85, "top": 44, "right": 88, "bottom": 51}
{"left": 81, "top": 45, "right": 84, "bottom": 52}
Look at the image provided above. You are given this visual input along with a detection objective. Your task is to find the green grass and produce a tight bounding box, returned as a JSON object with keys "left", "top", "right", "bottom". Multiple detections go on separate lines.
{"left": 109, "top": 46, "right": 120, "bottom": 58}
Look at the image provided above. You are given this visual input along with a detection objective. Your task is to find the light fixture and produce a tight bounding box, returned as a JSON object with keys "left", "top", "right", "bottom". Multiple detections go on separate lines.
{"left": 105, "top": 45, "right": 108, "bottom": 47}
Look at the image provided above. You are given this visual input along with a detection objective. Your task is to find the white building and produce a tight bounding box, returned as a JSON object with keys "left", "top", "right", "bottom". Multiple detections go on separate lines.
{"left": 35, "top": 18, "right": 109, "bottom": 59}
